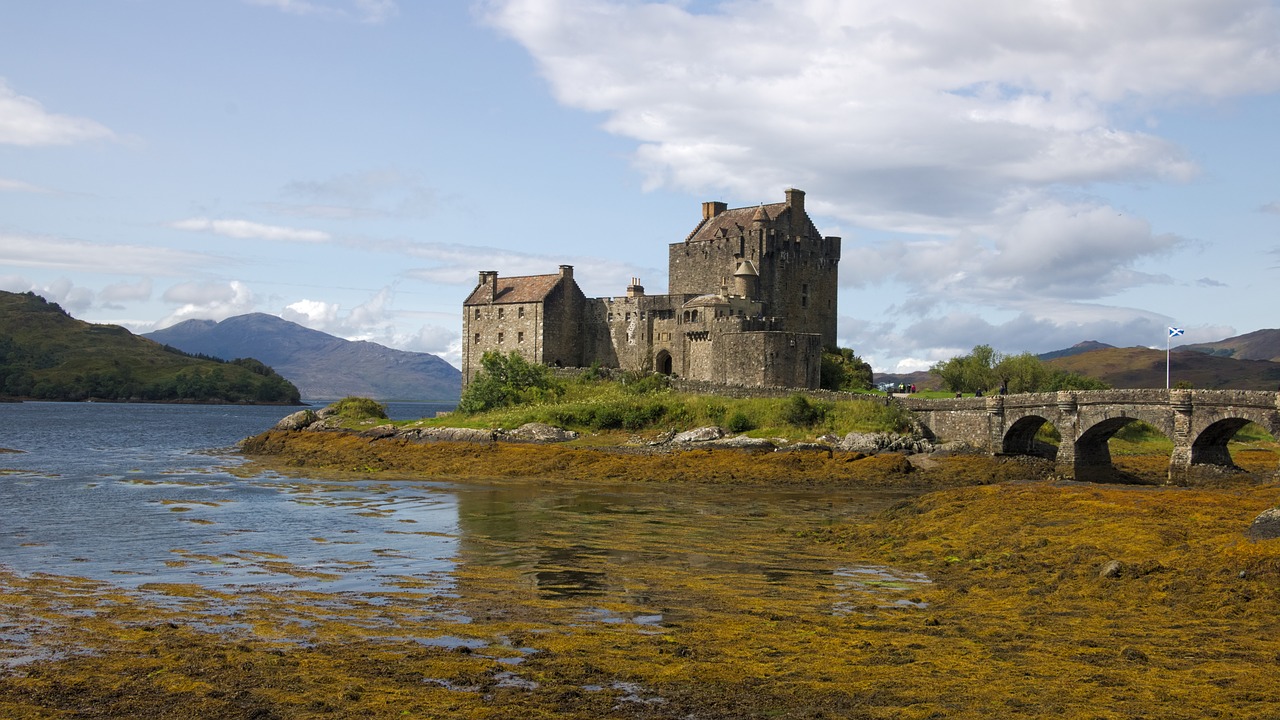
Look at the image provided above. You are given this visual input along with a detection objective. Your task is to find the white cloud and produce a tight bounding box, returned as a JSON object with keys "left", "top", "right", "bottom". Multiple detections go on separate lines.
{"left": 0, "top": 79, "right": 115, "bottom": 146}
{"left": 483, "top": 0, "right": 1280, "bottom": 369}
{"left": 0, "top": 276, "right": 95, "bottom": 315}
{"left": 400, "top": 240, "right": 654, "bottom": 298}
{"left": 486, "top": 0, "right": 1280, "bottom": 223}
{"left": 171, "top": 217, "right": 331, "bottom": 243}
{"left": 157, "top": 280, "right": 257, "bottom": 327}
{"left": 0, "top": 233, "right": 223, "bottom": 276}
{"left": 99, "top": 278, "right": 154, "bottom": 304}
{"left": 270, "top": 169, "right": 437, "bottom": 219}
{"left": 245, "top": 0, "right": 398, "bottom": 23}
{"left": 0, "top": 177, "right": 52, "bottom": 193}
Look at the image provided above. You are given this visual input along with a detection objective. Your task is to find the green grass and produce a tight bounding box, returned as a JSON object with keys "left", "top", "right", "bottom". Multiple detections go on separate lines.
{"left": 406, "top": 376, "right": 915, "bottom": 440}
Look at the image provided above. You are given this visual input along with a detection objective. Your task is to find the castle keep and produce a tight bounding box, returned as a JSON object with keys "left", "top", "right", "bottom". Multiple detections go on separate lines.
{"left": 462, "top": 189, "right": 841, "bottom": 389}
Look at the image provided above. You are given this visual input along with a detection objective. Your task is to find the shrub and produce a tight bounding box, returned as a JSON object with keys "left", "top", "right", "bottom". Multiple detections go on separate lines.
{"left": 707, "top": 402, "right": 728, "bottom": 424}
{"left": 459, "top": 351, "right": 563, "bottom": 414}
{"left": 328, "top": 396, "right": 388, "bottom": 420}
{"left": 726, "top": 411, "right": 754, "bottom": 433}
{"left": 780, "top": 394, "right": 828, "bottom": 427}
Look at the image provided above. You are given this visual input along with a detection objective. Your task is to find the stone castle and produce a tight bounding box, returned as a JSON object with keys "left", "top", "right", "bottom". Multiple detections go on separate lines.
{"left": 462, "top": 188, "right": 841, "bottom": 389}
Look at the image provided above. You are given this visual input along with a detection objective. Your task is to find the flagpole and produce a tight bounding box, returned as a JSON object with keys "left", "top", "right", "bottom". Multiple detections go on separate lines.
{"left": 1166, "top": 327, "right": 1183, "bottom": 390}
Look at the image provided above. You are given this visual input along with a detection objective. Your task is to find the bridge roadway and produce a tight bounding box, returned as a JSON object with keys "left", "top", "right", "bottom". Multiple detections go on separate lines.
{"left": 901, "top": 389, "right": 1280, "bottom": 484}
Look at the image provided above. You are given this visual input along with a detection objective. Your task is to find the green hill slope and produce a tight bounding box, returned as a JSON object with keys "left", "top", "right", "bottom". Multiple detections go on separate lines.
{"left": 1045, "top": 346, "right": 1280, "bottom": 390}
{"left": 0, "top": 291, "right": 301, "bottom": 404}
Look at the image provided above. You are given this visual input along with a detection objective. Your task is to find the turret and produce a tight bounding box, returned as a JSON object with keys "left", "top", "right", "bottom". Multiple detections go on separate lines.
{"left": 733, "top": 259, "right": 759, "bottom": 299}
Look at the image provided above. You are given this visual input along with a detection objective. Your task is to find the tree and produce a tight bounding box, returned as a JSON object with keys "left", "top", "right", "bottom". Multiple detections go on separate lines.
{"left": 820, "top": 347, "right": 874, "bottom": 391}
{"left": 930, "top": 344, "right": 1001, "bottom": 394}
{"left": 932, "top": 345, "right": 1109, "bottom": 394}
{"left": 458, "top": 351, "right": 563, "bottom": 414}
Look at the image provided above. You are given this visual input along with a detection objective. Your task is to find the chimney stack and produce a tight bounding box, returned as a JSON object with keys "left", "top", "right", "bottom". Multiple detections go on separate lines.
{"left": 558, "top": 265, "right": 574, "bottom": 281}
{"left": 785, "top": 188, "right": 805, "bottom": 216}
{"left": 702, "top": 201, "right": 728, "bottom": 220}
{"left": 478, "top": 270, "right": 498, "bottom": 301}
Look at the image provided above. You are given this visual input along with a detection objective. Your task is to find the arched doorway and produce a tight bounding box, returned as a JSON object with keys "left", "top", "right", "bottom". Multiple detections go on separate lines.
{"left": 655, "top": 350, "right": 673, "bottom": 375}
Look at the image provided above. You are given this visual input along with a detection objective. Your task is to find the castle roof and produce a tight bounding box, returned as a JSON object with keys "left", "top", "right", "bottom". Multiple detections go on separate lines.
{"left": 683, "top": 203, "right": 787, "bottom": 243}
{"left": 463, "top": 273, "right": 564, "bottom": 305}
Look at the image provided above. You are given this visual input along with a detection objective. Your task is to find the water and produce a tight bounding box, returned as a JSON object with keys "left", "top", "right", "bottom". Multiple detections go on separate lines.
{"left": 0, "top": 402, "right": 458, "bottom": 594}
{"left": 0, "top": 401, "right": 922, "bottom": 609}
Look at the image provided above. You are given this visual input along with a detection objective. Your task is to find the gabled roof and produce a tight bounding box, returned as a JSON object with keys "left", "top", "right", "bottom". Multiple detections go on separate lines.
{"left": 464, "top": 273, "right": 563, "bottom": 305}
{"left": 682, "top": 202, "right": 787, "bottom": 243}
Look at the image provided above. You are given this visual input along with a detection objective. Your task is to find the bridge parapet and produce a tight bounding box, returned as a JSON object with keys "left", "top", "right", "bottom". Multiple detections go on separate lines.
{"left": 904, "top": 389, "right": 1280, "bottom": 484}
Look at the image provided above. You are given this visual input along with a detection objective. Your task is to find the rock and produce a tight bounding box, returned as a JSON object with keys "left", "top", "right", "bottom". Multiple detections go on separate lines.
{"left": 1247, "top": 507, "right": 1280, "bottom": 541}
{"left": 838, "top": 431, "right": 935, "bottom": 455}
{"left": 706, "top": 435, "right": 777, "bottom": 450}
{"left": 1119, "top": 647, "right": 1149, "bottom": 663}
{"left": 779, "top": 442, "right": 833, "bottom": 456}
{"left": 500, "top": 423, "right": 579, "bottom": 443}
{"left": 273, "top": 409, "right": 318, "bottom": 431}
{"left": 671, "top": 426, "right": 726, "bottom": 444}
{"left": 360, "top": 424, "right": 398, "bottom": 439}
{"left": 1099, "top": 560, "right": 1124, "bottom": 579}
{"left": 402, "top": 427, "right": 497, "bottom": 444}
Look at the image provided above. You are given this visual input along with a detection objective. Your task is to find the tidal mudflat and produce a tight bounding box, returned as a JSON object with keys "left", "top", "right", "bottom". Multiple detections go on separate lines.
{"left": 3, "top": 429, "right": 1279, "bottom": 718}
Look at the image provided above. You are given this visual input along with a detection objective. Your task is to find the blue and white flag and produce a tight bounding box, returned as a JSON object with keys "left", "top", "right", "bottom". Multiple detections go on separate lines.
{"left": 1168, "top": 327, "right": 1184, "bottom": 338}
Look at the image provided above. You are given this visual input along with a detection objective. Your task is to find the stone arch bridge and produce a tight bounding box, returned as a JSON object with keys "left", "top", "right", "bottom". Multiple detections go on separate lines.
{"left": 902, "top": 390, "right": 1280, "bottom": 483}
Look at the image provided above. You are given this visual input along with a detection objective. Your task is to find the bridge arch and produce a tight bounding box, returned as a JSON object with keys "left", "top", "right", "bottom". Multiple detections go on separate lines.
{"left": 1001, "top": 415, "right": 1057, "bottom": 459}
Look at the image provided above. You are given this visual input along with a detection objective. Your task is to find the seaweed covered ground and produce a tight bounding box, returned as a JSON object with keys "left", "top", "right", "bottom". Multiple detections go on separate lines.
{"left": 2, "top": 433, "right": 1280, "bottom": 719}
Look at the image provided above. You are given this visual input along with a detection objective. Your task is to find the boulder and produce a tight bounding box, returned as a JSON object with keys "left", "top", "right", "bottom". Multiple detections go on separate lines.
{"left": 1098, "top": 560, "right": 1124, "bottom": 579}
{"left": 1247, "top": 507, "right": 1280, "bottom": 541}
{"left": 360, "top": 424, "right": 398, "bottom": 439}
{"left": 273, "top": 409, "right": 318, "bottom": 431}
{"left": 501, "top": 423, "right": 579, "bottom": 443}
{"left": 403, "top": 427, "right": 497, "bottom": 444}
{"left": 707, "top": 435, "right": 777, "bottom": 450}
{"left": 671, "top": 427, "right": 727, "bottom": 444}
{"left": 838, "top": 431, "right": 935, "bottom": 455}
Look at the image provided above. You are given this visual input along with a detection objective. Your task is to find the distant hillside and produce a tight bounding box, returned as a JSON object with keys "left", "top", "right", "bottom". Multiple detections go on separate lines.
{"left": 146, "top": 313, "right": 460, "bottom": 401}
{"left": 0, "top": 291, "right": 300, "bottom": 404}
{"left": 1045, "top": 346, "right": 1280, "bottom": 390}
{"left": 1037, "top": 340, "right": 1115, "bottom": 361}
{"left": 1179, "top": 328, "right": 1280, "bottom": 362}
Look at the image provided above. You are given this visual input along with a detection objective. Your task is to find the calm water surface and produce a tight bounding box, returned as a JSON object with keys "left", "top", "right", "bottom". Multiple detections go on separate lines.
{"left": 0, "top": 402, "right": 921, "bottom": 606}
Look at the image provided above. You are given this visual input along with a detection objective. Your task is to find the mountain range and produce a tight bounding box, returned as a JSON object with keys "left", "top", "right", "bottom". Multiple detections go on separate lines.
{"left": 145, "top": 314, "right": 461, "bottom": 401}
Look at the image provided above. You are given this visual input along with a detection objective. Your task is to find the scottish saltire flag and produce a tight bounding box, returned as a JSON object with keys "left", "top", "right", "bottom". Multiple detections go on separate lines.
{"left": 1169, "top": 327, "right": 1184, "bottom": 338}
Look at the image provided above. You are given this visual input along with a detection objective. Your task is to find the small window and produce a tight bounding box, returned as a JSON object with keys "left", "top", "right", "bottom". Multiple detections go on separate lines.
{"left": 517, "top": 331, "right": 524, "bottom": 343}
{"left": 518, "top": 306, "right": 525, "bottom": 319}
{"left": 474, "top": 308, "right": 480, "bottom": 319}
{"left": 498, "top": 332, "right": 504, "bottom": 344}
{"left": 498, "top": 307, "right": 504, "bottom": 319}
{"left": 473, "top": 333, "right": 480, "bottom": 344}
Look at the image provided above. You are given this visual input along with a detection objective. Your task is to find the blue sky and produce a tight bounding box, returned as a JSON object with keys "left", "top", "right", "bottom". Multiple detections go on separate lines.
{"left": 2, "top": 0, "right": 1278, "bottom": 373}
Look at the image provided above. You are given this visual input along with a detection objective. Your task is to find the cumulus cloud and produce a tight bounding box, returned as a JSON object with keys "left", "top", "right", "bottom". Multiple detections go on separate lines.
{"left": 245, "top": 0, "right": 397, "bottom": 23}
{"left": 0, "top": 80, "right": 115, "bottom": 146}
{"left": 157, "top": 280, "right": 257, "bottom": 327}
{"left": 485, "top": 0, "right": 1279, "bottom": 367}
{"left": 484, "top": 0, "right": 1276, "bottom": 221}
{"left": 0, "top": 233, "right": 223, "bottom": 276}
{"left": 99, "top": 278, "right": 154, "bottom": 305}
{"left": 171, "top": 217, "right": 331, "bottom": 243}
